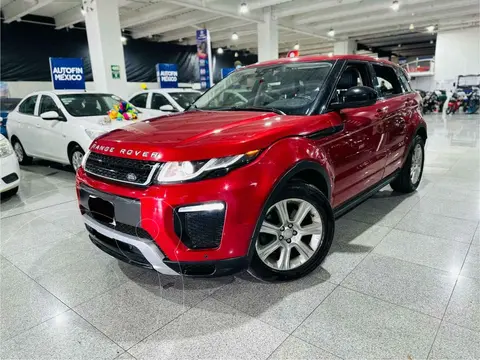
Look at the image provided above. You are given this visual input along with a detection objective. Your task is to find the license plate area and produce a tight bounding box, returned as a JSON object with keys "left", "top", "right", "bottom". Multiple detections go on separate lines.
{"left": 88, "top": 195, "right": 115, "bottom": 225}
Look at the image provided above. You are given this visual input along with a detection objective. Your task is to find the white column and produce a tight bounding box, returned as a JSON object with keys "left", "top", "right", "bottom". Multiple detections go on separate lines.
{"left": 434, "top": 27, "right": 480, "bottom": 90}
{"left": 334, "top": 40, "right": 356, "bottom": 55}
{"left": 257, "top": 7, "right": 278, "bottom": 62}
{"left": 84, "top": 0, "right": 128, "bottom": 98}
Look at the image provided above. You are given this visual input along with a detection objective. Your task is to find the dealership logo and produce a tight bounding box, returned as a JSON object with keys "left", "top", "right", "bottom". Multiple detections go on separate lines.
{"left": 52, "top": 66, "right": 83, "bottom": 81}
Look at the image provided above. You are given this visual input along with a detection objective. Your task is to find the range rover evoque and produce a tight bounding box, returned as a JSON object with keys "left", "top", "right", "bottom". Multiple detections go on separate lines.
{"left": 76, "top": 55, "right": 426, "bottom": 281}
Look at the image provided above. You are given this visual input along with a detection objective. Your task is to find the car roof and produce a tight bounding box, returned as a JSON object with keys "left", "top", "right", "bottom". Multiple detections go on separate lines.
{"left": 144, "top": 88, "right": 201, "bottom": 93}
{"left": 24, "top": 90, "right": 115, "bottom": 97}
{"left": 244, "top": 54, "right": 398, "bottom": 69}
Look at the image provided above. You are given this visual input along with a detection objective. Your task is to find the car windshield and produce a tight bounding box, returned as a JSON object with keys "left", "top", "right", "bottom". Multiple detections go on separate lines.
{"left": 169, "top": 92, "right": 201, "bottom": 109}
{"left": 192, "top": 61, "right": 333, "bottom": 115}
{"left": 58, "top": 93, "right": 137, "bottom": 117}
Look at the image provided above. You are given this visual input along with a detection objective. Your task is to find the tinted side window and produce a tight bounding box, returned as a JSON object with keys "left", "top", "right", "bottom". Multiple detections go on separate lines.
{"left": 39, "top": 95, "right": 59, "bottom": 114}
{"left": 19, "top": 95, "right": 38, "bottom": 115}
{"left": 151, "top": 94, "right": 170, "bottom": 109}
{"left": 372, "top": 64, "right": 403, "bottom": 98}
{"left": 130, "top": 93, "right": 148, "bottom": 108}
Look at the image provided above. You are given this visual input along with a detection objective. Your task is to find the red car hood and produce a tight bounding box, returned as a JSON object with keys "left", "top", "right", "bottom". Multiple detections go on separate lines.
{"left": 90, "top": 110, "right": 333, "bottom": 161}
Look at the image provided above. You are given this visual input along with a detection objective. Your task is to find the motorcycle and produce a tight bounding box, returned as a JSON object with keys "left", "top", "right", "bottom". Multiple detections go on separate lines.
{"left": 422, "top": 92, "right": 438, "bottom": 114}
{"left": 463, "top": 89, "right": 480, "bottom": 114}
{"left": 446, "top": 94, "right": 462, "bottom": 114}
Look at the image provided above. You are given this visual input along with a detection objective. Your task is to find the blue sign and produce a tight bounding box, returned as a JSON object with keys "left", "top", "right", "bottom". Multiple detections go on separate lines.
{"left": 49, "top": 57, "right": 85, "bottom": 90}
{"left": 221, "top": 68, "right": 235, "bottom": 79}
{"left": 156, "top": 63, "right": 178, "bottom": 88}
{"left": 196, "top": 29, "right": 213, "bottom": 90}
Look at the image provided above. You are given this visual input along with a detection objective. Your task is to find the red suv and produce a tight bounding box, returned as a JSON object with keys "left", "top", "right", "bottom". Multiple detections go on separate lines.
{"left": 76, "top": 55, "right": 426, "bottom": 281}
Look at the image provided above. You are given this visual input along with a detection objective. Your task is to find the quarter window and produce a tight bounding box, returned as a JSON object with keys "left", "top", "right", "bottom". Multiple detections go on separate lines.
{"left": 129, "top": 93, "right": 148, "bottom": 108}
{"left": 372, "top": 64, "right": 403, "bottom": 98}
{"left": 18, "top": 95, "right": 38, "bottom": 115}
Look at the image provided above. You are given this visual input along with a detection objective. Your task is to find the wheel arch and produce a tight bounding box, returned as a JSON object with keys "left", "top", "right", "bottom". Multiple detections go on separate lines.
{"left": 246, "top": 160, "right": 332, "bottom": 261}
{"left": 67, "top": 141, "right": 84, "bottom": 157}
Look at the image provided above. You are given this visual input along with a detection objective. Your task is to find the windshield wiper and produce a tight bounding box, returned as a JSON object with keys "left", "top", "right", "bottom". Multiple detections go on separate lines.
{"left": 212, "top": 106, "right": 286, "bottom": 115}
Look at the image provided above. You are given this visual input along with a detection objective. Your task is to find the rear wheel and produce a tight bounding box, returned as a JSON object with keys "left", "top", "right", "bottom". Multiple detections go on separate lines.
{"left": 68, "top": 145, "right": 85, "bottom": 172}
{"left": 249, "top": 181, "right": 334, "bottom": 282}
{"left": 12, "top": 138, "right": 32, "bottom": 165}
{"left": 390, "top": 135, "right": 425, "bottom": 193}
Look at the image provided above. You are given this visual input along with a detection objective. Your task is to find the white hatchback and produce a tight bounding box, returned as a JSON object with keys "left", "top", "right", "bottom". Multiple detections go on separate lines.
{"left": 129, "top": 88, "right": 202, "bottom": 116}
{"left": 7, "top": 91, "right": 151, "bottom": 171}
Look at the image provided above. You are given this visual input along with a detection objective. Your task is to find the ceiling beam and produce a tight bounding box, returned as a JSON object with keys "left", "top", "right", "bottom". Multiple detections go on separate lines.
{"left": 132, "top": 10, "right": 222, "bottom": 38}
{"left": 274, "top": 0, "right": 362, "bottom": 18}
{"left": 3, "top": 0, "right": 55, "bottom": 23}
{"left": 121, "top": 4, "right": 186, "bottom": 28}
{"left": 54, "top": 5, "right": 83, "bottom": 30}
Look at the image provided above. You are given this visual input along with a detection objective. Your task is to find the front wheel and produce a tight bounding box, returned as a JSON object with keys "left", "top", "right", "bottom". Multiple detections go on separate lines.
{"left": 68, "top": 145, "right": 85, "bottom": 172}
{"left": 249, "top": 181, "right": 334, "bottom": 282}
{"left": 390, "top": 135, "right": 425, "bottom": 193}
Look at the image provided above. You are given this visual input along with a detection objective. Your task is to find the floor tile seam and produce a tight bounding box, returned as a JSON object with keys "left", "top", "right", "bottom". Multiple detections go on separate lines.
{"left": 441, "top": 319, "right": 480, "bottom": 334}
{"left": 390, "top": 226, "right": 478, "bottom": 245}
{"left": 0, "top": 199, "right": 76, "bottom": 220}
{"left": 338, "top": 283, "right": 444, "bottom": 321}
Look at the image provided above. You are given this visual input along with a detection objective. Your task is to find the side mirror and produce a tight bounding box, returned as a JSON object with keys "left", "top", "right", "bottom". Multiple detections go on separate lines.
{"left": 40, "top": 110, "right": 62, "bottom": 120}
{"left": 159, "top": 104, "right": 176, "bottom": 112}
{"left": 331, "top": 86, "right": 378, "bottom": 110}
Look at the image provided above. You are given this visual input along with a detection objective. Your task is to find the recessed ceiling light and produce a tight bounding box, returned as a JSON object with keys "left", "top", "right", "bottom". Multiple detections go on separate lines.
{"left": 231, "top": 32, "right": 239, "bottom": 40}
{"left": 80, "top": 7, "right": 86, "bottom": 16}
{"left": 409, "top": 23, "right": 415, "bottom": 30}
{"left": 430, "top": 40, "right": 434, "bottom": 44}
{"left": 327, "top": 28, "right": 335, "bottom": 37}
{"left": 391, "top": 0, "right": 399, "bottom": 11}
{"left": 217, "top": 47, "right": 224, "bottom": 54}
{"left": 294, "top": 43, "right": 300, "bottom": 50}
{"left": 426, "top": 25, "right": 435, "bottom": 33}
{"left": 234, "top": 52, "right": 239, "bottom": 57}
{"left": 239, "top": 2, "right": 249, "bottom": 14}
{"left": 398, "top": 44, "right": 402, "bottom": 47}
{"left": 328, "top": 52, "right": 333, "bottom": 57}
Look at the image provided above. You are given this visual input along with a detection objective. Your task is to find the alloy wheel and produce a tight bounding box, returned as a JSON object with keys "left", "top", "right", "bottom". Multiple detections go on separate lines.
{"left": 71, "top": 151, "right": 83, "bottom": 172}
{"left": 410, "top": 143, "right": 423, "bottom": 184}
{"left": 13, "top": 142, "right": 24, "bottom": 162}
{"left": 256, "top": 198, "right": 324, "bottom": 271}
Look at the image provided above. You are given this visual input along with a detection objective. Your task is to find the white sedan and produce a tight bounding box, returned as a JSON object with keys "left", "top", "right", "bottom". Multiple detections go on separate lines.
{"left": 7, "top": 91, "right": 151, "bottom": 171}
{"left": 0, "top": 135, "right": 20, "bottom": 197}
{"left": 129, "top": 88, "right": 201, "bottom": 115}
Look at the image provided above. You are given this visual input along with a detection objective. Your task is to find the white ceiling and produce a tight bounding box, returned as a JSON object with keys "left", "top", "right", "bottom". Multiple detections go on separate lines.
{"left": 2, "top": 0, "right": 479, "bottom": 57}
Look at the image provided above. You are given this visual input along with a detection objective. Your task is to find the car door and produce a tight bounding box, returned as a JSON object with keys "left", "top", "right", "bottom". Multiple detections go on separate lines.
{"left": 325, "top": 62, "right": 389, "bottom": 207}
{"left": 129, "top": 92, "right": 149, "bottom": 112}
{"left": 12, "top": 94, "right": 41, "bottom": 156}
{"left": 151, "top": 93, "right": 173, "bottom": 114}
{"left": 371, "top": 63, "right": 411, "bottom": 176}
{"left": 37, "top": 94, "right": 68, "bottom": 162}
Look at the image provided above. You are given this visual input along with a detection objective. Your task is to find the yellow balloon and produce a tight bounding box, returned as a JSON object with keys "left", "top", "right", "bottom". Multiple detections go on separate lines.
{"left": 141, "top": 83, "right": 148, "bottom": 90}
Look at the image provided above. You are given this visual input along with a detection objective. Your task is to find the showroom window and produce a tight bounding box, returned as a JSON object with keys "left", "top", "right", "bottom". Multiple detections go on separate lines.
{"left": 39, "top": 96, "right": 59, "bottom": 115}
{"left": 372, "top": 64, "right": 403, "bottom": 98}
{"left": 151, "top": 93, "right": 170, "bottom": 109}
{"left": 18, "top": 95, "right": 38, "bottom": 115}
{"left": 130, "top": 93, "right": 148, "bottom": 108}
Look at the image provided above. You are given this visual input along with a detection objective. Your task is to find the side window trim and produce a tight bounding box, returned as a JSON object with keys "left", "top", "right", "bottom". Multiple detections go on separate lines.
{"left": 146, "top": 92, "right": 153, "bottom": 109}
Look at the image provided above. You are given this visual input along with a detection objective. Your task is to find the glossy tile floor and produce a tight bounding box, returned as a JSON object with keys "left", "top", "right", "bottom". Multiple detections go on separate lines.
{"left": 1, "top": 113, "right": 479, "bottom": 360}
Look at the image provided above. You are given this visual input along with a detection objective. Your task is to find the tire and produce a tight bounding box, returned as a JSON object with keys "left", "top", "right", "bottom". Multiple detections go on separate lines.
{"left": 68, "top": 144, "right": 85, "bottom": 172}
{"left": 11, "top": 138, "right": 32, "bottom": 165}
{"left": 248, "top": 181, "right": 335, "bottom": 282}
{"left": 390, "top": 135, "right": 425, "bottom": 193}
{"left": 446, "top": 107, "right": 452, "bottom": 115}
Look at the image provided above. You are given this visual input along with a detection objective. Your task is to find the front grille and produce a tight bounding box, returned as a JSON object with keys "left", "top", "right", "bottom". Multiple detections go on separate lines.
{"left": 85, "top": 152, "right": 160, "bottom": 186}
{"left": 2, "top": 173, "right": 18, "bottom": 184}
{"left": 174, "top": 208, "right": 225, "bottom": 249}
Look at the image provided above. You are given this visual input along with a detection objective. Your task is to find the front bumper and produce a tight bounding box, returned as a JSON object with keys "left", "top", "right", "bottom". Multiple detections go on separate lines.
{"left": 0, "top": 153, "right": 20, "bottom": 193}
{"left": 76, "top": 161, "right": 272, "bottom": 276}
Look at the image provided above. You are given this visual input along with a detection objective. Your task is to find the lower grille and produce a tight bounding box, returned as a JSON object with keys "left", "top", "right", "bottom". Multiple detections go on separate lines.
{"left": 83, "top": 210, "right": 153, "bottom": 240}
{"left": 85, "top": 152, "right": 160, "bottom": 186}
{"left": 2, "top": 173, "right": 18, "bottom": 184}
{"left": 174, "top": 208, "right": 225, "bottom": 249}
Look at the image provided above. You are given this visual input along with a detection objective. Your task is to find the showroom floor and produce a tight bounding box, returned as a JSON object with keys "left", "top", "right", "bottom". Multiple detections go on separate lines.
{"left": 1, "top": 113, "right": 479, "bottom": 360}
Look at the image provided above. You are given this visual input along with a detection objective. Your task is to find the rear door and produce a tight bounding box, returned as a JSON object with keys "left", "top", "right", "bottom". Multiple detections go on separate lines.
{"left": 11, "top": 94, "right": 41, "bottom": 156}
{"left": 370, "top": 63, "right": 412, "bottom": 176}
{"left": 129, "top": 92, "right": 149, "bottom": 112}
{"left": 326, "top": 61, "right": 388, "bottom": 207}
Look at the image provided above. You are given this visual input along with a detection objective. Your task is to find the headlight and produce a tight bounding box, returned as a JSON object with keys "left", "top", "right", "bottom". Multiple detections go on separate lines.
{"left": 0, "top": 136, "right": 14, "bottom": 158}
{"left": 85, "top": 129, "right": 108, "bottom": 140}
{"left": 157, "top": 150, "right": 260, "bottom": 183}
{"left": 81, "top": 150, "right": 90, "bottom": 169}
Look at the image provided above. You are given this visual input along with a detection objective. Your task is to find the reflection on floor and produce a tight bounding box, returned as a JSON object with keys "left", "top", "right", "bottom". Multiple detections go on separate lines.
{"left": 1, "top": 114, "right": 479, "bottom": 359}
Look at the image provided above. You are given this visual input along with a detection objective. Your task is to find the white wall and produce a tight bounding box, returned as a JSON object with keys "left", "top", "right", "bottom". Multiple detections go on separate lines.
{"left": 410, "top": 76, "right": 436, "bottom": 91}
{"left": 434, "top": 27, "right": 480, "bottom": 90}
{"left": 5, "top": 81, "right": 201, "bottom": 98}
